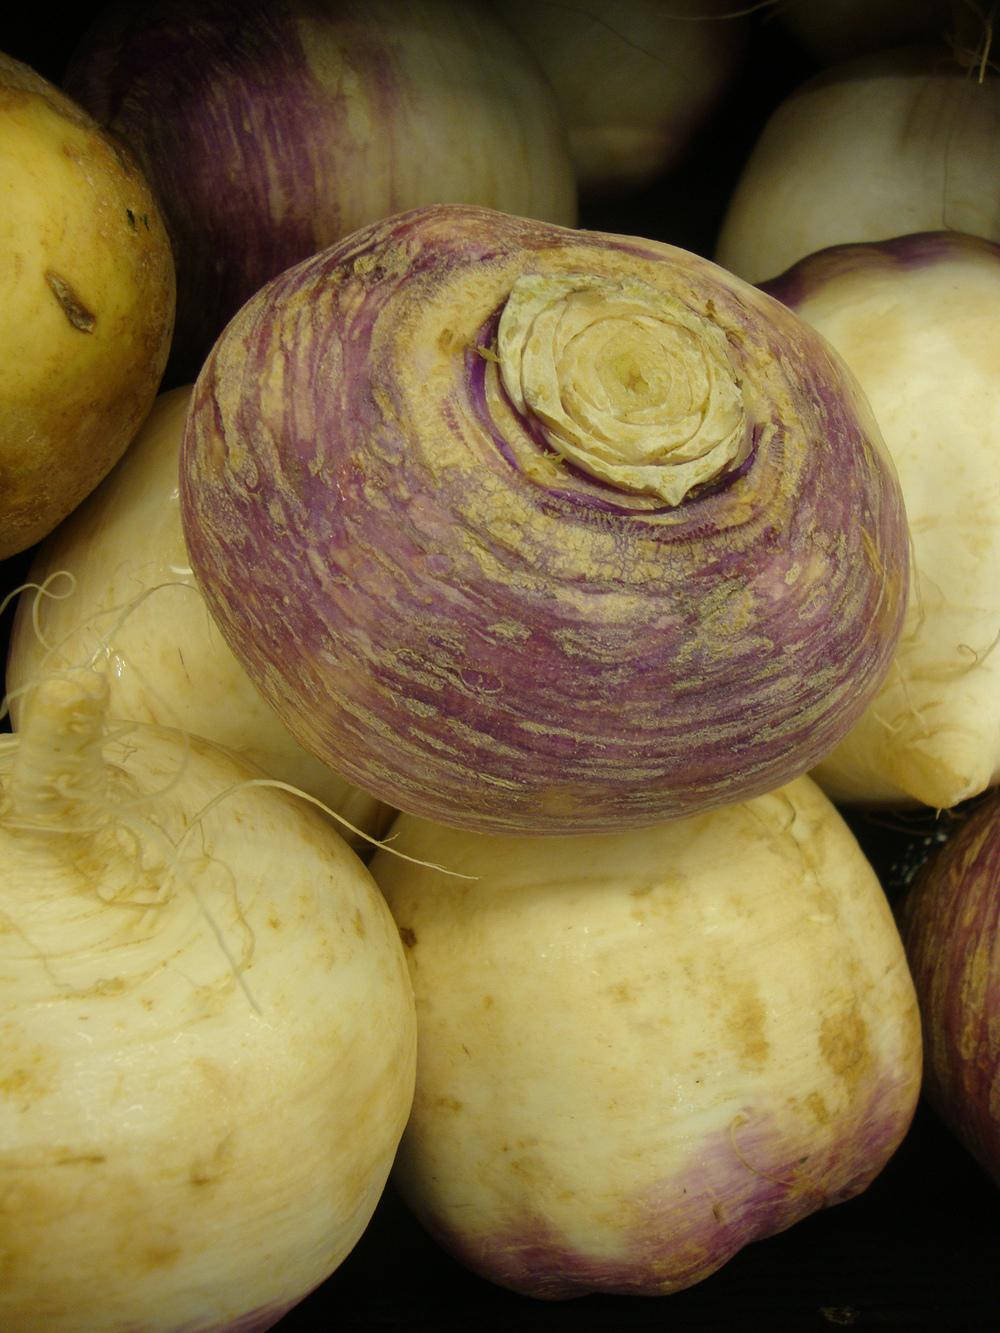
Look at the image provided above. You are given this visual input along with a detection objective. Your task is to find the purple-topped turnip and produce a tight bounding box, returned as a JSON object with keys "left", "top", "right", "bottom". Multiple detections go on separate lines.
{"left": 180, "top": 204, "right": 909, "bottom": 835}
{"left": 899, "top": 790, "right": 1000, "bottom": 1186}
{"left": 65, "top": 0, "right": 577, "bottom": 381}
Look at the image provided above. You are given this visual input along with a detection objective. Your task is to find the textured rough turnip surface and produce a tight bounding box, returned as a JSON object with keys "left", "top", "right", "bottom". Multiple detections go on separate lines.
{"left": 371, "top": 777, "right": 922, "bottom": 1298}
{"left": 180, "top": 204, "right": 909, "bottom": 835}
{"left": 65, "top": 0, "right": 576, "bottom": 381}
{"left": 900, "top": 791, "right": 1000, "bottom": 1185}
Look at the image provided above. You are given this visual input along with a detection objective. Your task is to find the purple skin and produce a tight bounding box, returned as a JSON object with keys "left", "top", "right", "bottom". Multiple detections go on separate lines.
{"left": 762, "top": 230, "right": 1000, "bottom": 310}
{"left": 65, "top": 0, "right": 332, "bottom": 383}
{"left": 397, "top": 1081, "right": 916, "bottom": 1299}
{"left": 180, "top": 204, "right": 910, "bottom": 835}
{"left": 64, "top": 2, "right": 575, "bottom": 385}
{"left": 900, "top": 792, "right": 1000, "bottom": 1185}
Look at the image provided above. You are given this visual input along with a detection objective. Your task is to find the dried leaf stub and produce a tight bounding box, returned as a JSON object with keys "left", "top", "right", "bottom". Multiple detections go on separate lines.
{"left": 497, "top": 272, "right": 747, "bottom": 504}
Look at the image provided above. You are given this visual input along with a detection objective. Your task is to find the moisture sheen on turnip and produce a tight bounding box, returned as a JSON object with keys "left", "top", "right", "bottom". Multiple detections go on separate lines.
{"left": 370, "top": 778, "right": 922, "bottom": 1299}
{"left": 180, "top": 204, "right": 910, "bottom": 836}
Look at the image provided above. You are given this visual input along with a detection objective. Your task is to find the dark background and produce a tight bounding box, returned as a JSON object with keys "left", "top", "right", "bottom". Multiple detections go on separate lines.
{"left": 3, "top": 6, "right": 999, "bottom": 1330}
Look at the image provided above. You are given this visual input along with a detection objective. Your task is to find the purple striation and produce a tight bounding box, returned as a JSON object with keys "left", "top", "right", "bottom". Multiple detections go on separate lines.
{"left": 900, "top": 791, "right": 1000, "bottom": 1185}
{"left": 65, "top": 0, "right": 332, "bottom": 382}
{"left": 180, "top": 204, "right": 910, "bottom": 835}
{"left": 64, "top": 1, "right": 576, "bottom": 383}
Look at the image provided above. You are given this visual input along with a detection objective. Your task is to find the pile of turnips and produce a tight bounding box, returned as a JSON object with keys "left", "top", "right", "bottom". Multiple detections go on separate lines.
{"left": 2, "top": 2, "right": 998, "bottom": 1327}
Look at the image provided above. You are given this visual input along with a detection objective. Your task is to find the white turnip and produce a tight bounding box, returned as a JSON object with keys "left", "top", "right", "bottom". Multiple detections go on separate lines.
{"left": 764, "top": 231, "right": 1000, "bottom": 810}
{"left": 0, "top": 665, "right": 416, "bottom": 1331}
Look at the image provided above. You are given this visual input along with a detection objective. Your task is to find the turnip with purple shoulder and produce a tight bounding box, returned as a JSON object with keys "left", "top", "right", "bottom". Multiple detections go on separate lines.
{"left": 64, "top": 0, "right": 577, "bottom": 381}
{"left": 762, "top": 231, "right": 1000, "bottom": 811}
{"left": 179, "top": 202, "right": 910, "bottom": 835}
{"left": 370, "top": 777, "right": 922, "bottom": 1298}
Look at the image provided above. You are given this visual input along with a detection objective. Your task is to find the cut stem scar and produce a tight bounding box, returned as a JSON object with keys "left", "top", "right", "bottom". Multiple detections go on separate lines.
{"left": 45, "top": 271, "right": 96, "bottom": 333}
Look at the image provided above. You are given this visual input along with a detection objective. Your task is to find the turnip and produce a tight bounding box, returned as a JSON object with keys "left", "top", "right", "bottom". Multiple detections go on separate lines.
{"left": 0, "top": 664, "right": 416, "bottom": 1331}
{"left": 64, "top": 0, "right": 577, "bottom": 381}
{"left": 370, "top": 777, "right": 922, "bottom": 1298}
{"left": 763, "top": 231, "right": 1000, "bottom": 810}
{"left": 498, "top": 0, "right": 747, "bottom": 194}
{"left": 0, "top": 50, "right": 174, "bottom": 559}
{"left": 5, "top": 385, "right": 394, "bottom": 848}
{"left": 898, "top": 790, "right": 1000, "bottom": 1186}
{"left": 180, "top": 203, "right": 909, "bottom": 835}
{"left": 715, "top": 45, "right": 1000, "bottom": 284}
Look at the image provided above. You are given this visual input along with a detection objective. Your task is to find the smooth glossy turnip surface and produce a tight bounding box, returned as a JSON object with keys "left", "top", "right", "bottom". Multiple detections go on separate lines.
{"left": 899, "top": 792, "right": 1000, "bottom": 1186}
{"left": 180, "top": 204, "right": 909, "bottom": 836}
{"left": 0, "top": 670, "right": 416, "bottom": 1331}
{"left": 6, "top": 385, "right": 395, "bottom": 849}
{"left": 371, "top": 777, "right": 922, "bottom": 1298}
{"left": 65, "top": 0, "right": 576, "bottom": 381}
{"left": 763, "top": 231, "right": 1000, "bottom": 810}
{"left": 715, "top": 46, "right": 1000, "bottom": 285}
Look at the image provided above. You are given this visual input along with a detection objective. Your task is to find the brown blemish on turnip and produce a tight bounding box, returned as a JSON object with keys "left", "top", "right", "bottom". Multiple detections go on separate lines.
{"left": 819, "top": 1007, "right": 870, "bottom": 1087}
{"left": 805, "top": 1090, "right": 831, "bottom": 1125}
{"left": 44, "top": 271, "right": 96, "bottom": 332}
{"left": 398, "top": 925, "right": 416, "bottom": 948}
{"left": 726, "top": 982, "right": 769, "bottom": 1069}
